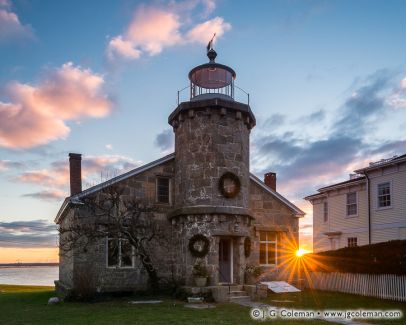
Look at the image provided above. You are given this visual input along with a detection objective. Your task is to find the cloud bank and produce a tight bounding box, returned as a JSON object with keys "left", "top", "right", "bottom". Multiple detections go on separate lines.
{"left": 17, "top": 155, "right": 142, "bottom": 200}
{"left": 0, "top": 220, "right": 57, "bottom": 248}
{"left": 252, "top": 70, "right": 406, "bottom": 201}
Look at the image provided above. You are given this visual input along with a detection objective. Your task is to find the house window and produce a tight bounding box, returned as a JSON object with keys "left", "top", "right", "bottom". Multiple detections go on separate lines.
{"left": 107, "top": 238, "right": 134, "bottom": 268}
{"left": 156, "top": 177, "right": 170, "bottom": 204}
{"left": 346, "top": 192, "right": 357, "bottom": 216}
{"left": 378, "top": 182, "right": 391, "bottom": 208}
{"left": 323, "top": 201, "right": 328, "bottom": 222}
{"left": 348, "top": 237, "right": 357, "bottom": 247}
{"left": 259, "top": 231, "right": 277, "bottom": 266}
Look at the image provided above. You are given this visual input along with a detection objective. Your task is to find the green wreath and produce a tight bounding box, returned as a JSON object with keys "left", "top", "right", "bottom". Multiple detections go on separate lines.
{"left": 188, "top": 234, "right": 210, "bottom": 258}
{"left": 218, "top": 172, "right": 241, "bottom": 198}
{"left": 244, "top": 237, "right": 251, "bottom": 258}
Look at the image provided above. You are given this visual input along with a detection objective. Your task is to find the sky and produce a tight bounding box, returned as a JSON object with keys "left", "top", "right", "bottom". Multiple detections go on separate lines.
{"left": 1, "top": 0, "right": 406, "bottom": 263}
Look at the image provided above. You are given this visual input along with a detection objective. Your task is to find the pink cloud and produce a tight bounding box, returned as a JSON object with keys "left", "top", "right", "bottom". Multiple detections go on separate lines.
{"left": 0, "top": 62, "right": 113, "bottom": 149}
{"left": 17, "top": 155, "right": 142, "bottom": 198}
{"left": 107, "top": 36, "right": 141, "bottom": 61}
{"left": 401, "top": 77, "right": 406, "bottom": 89}
{"left": 125, "top": 6, "right": 182, "bottom": 56}
{"left": 185, "top": 17, "right": 231, "bottom": 43}
{"left": 386, "top": 77, "right": 406, "bottom": 109}
{"left": 201, "top": 0, "right": 216, "bottom": 16}
{"left": 107, "top": 2, "right": 231, "bottom": 62}
{"left": 0, "top": 1, "right": 33, "bottom": 42}
{"left": 22, "top": 190, "right": 66, "bottom": 201}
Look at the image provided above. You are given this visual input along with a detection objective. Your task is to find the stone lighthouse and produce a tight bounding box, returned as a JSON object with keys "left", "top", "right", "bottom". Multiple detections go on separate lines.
{"left": 56, "top": 43, "right": 303, "bottom": 297}
{"left": 168, "top": 45, "right": 257, "bottom": 285}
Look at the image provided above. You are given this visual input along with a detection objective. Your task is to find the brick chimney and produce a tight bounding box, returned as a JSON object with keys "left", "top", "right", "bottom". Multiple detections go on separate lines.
{"left": 69, "top": 153, "right": 82, "bottom": 196}
{"left": 264, "top": 172, "right": 276, "bottom": 191}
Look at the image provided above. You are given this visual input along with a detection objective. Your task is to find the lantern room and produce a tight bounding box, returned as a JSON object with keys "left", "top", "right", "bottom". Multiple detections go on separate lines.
{"left": 188, "top": 48, "right": 236, "bottom": 101}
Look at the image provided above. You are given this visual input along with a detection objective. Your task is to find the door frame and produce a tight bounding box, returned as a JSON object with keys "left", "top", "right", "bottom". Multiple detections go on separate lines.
{"left": 219, "top": 238, "right": 233, "bottom": 284}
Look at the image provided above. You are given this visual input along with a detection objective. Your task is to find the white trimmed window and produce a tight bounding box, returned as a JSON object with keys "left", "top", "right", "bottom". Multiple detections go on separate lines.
{"left": 377, "top": 182, "right": 391, "bottom": 208}
{"left": 323, "top": 201, "right": 328, "bottom": 222}
{"left": 347, "top": 237, "right": 357, "bottom": 247}
{"left": 107, "top": 238, "right": 134, "bottom": 268}
{"left": 346, "top": 192, "right": 357, "bottom": 216}
{"left": 259, "top": 231, "right": 277, "bottom": 266}
{"left": 156, "top": 177, "right": 170, "bottom": 204}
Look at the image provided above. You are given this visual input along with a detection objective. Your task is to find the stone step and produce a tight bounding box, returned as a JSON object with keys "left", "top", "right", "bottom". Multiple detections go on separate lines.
{"left": 229, "top": 295, "right": 251, "bottom": 302}
{"left": 228, "top": 290, "right": 247, "bottom": 297}
{"left": 228, "top": 285, "right": 243, "bottom": 291}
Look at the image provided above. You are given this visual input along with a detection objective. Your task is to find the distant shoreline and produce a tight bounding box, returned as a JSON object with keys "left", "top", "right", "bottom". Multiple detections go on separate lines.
{"left": 0, "top": 263, "right": 59, "bottom": 268}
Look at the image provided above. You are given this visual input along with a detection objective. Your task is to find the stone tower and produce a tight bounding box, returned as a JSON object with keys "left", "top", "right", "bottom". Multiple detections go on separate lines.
{"left": 168, "top": 46, "right": 256, "bottom": 285}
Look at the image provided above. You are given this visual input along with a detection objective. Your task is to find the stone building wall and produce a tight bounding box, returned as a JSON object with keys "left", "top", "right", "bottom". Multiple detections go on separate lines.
{"left": 58, "top": 157, "right": 301, "bottom": 292}
{"left": 172, "top": 100, "right": 252, "bottom": 210}
{"left": 58, "top": 209, "right": 74, "bottom": 288}
{"left": 248, "top": 180, "right": 300, "bottom": 279}
{"left": 170, "top": 213, "right": 251, "bottom": 286}
{"left": 58, "top": 159, "right": 179, "bottom": 292}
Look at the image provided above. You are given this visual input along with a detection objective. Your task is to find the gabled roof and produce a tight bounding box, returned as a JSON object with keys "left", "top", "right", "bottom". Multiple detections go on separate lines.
{"left": 317, "top": 176, "right": 366, "bottom": 192}
{"left": 304, "top": 176, "right": 366, "bottom": 202}
{"left": 305, "top": 153, "right": 406, "bottom": 201}
{"left": 55, "top": 153, "right": 305, "bottom": 223}
{"left": 249, "top": 174, "right": 305, "bottom": 217}
{"left": 354, "top": 154, "right": 406, "bottom": 174}
{"left": 55, "top": 153, "right": 175, "bottom": 223}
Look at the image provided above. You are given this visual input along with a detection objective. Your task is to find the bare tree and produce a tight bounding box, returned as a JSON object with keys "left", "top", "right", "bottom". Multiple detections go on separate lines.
{"left": 58, "top": 185, "right": 168, "bottom": 290}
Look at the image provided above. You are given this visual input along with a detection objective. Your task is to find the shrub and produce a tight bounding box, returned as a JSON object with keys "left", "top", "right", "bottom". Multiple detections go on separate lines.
{"left": 245, "top": 264, "right": 263, "bottom": 278}
{"left": 306, "top": 240, "right": 406, "bottom": 275}
{"left": 192, "top": 261, "right": 209, "bottom": 278}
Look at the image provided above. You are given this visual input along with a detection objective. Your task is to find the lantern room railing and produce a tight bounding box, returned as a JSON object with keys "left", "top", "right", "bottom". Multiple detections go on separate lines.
{"left": 177, "top": 84, "right": 250, "bottom": 106}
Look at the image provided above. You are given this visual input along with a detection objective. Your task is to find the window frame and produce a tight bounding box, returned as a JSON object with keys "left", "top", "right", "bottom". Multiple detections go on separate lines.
{"left": 323, "top": 201, "right": 328, "bottom": 223}
{"left": 377, "top": 181, "right": 392, "bottom": 210}
{"left": 347, "top": 237, "right": 357, "bottom": 247}
{"left": 156, "top": 176, "right": 171, "bottom": 205}
{"left": 346, "top": 192, "right": 358, "bottom": 217}
{"left": 106, "top": 237, "right": 135, "bottom": 269}
{"left": 259, "top": 231, "right": 277, "bottom": 266}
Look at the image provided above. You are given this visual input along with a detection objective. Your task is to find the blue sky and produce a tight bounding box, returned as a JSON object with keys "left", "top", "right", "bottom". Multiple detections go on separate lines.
{"left": 1, "top": 0, "right": 406, "bottom": 261}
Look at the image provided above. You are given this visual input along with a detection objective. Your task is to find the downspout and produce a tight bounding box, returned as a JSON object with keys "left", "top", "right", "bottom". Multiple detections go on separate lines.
{"left": 365, "top": 173, "right": 371, "bottom": 244}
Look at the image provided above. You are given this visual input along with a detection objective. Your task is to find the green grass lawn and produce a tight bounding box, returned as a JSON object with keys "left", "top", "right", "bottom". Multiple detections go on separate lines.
{"left": 0, "top": 284, "right": 404, "bottom": 325}
{"left": 263, "top": 290, "right": 406, "bottom": 325}
{"left": 0, "top": 284, "right": 328, "bottom": 325}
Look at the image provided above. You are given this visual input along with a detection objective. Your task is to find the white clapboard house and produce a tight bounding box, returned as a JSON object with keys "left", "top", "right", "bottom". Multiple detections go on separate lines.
{"left": 305, "top": 154, "right": 406, "bottom": 252}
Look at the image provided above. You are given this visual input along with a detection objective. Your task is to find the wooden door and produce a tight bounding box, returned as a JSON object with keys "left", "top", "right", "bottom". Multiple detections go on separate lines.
{"left": 219, "top": 239, "right": 231, "bottom": 283}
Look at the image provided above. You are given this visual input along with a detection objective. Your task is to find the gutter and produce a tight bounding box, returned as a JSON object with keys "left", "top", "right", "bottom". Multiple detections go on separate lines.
{"left": 365, "top": 173, "right": 371, "bottom": 244}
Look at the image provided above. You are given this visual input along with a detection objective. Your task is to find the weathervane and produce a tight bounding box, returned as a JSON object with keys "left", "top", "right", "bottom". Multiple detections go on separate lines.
{"left": 206, "top": 33, "right": 217, "bottom": 62}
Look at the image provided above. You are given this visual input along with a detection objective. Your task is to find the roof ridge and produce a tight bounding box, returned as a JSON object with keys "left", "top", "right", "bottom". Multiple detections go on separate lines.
{"left": 72, "top": 153, "right": 175, "bottom": 200}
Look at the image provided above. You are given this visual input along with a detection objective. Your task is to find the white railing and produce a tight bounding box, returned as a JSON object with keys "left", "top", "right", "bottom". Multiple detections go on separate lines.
{"left": 176, "top": 84, "right": 250, "bottom": 105}
{"left": 306, "top": 272, "right": 406, "bottom": 302}
{"left": 369, "top": 156, "right": 398, "bottom": 167}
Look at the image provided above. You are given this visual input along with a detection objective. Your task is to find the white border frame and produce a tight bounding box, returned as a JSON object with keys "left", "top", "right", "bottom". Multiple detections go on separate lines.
{"left": 346, "top": 191, "right": 358, "bottom": 218}
{"left": 106, "top": 237, "right": 135, "bottom": 269}
{"left": 259, "top": 231, "right": 277, "bottom": 267}
{"left": 376, "top": 180, "right": 393, "bottom": 211}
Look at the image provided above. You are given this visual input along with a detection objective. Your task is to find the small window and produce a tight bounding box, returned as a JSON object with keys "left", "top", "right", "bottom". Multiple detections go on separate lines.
{"left": 259, "top": 231, "right": 277, "bottom": 266}
{"left": 348, "top": 237, "right": 357, "bottom": 247}
{"left": 378, "top": 182, "right": 391, "bottom": 208}
{"left": 156, "top": 177, "right": 170, "bottom": 204}
{"left": 346, "top": 192, "right": 357, "bottom": 216}
{"left": 107, "top": 238, "right": 134, "bottom": 268}
{"left": 323, "top": 201, "right": 328, "bottom": 222}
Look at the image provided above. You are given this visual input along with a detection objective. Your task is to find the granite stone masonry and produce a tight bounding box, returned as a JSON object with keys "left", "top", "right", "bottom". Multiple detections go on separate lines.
{"left": 55, "top": 49, "right": 304, "bottom": 300}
